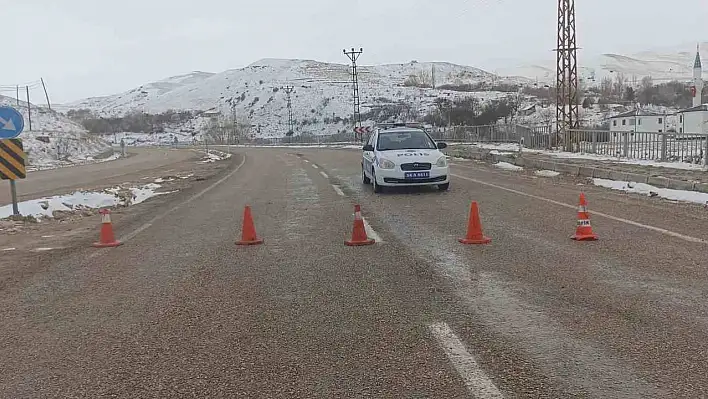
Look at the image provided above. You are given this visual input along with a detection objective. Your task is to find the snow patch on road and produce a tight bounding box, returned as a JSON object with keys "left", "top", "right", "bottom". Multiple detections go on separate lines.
{"left": 0, "top": 183, "right": 176, "bottom": 220}
{"left": 535, "top": 170, "right": 561, "bottom": 177}
{"left": 494, "top": 162, "right": 524, "bottom": 171}
{"left": 593, "top": 178, "right": 708, "bottom": 205}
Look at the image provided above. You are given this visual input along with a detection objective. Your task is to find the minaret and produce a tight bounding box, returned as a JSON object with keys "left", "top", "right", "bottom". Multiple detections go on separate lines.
{"left": 692, "top": 44, "right": 703, "bottom": 107}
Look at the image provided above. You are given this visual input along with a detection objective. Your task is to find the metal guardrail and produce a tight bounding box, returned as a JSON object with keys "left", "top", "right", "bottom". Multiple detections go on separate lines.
{"left": 564, "top": 129, "right": 708, "bottom": 166}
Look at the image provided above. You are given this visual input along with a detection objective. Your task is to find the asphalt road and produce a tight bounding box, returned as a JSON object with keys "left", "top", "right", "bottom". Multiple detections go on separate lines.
{"left": 0, "top": 147, "right": 199, "bottom": 206}
{"left": 2, "top": 147, "right": 708, "bottom": 398}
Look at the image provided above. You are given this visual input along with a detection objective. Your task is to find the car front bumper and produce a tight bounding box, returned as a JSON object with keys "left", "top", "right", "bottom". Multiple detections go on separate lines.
{"left": 374, "top": 166, "right": 449, "bottom": 186}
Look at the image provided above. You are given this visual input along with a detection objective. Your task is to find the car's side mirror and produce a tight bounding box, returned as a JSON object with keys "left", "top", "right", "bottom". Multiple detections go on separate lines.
{"left": 437, "top": 142, "right": 448, "bottom": 150}
{"left": 362, "top": 144, "right": 374, "bottom": 151}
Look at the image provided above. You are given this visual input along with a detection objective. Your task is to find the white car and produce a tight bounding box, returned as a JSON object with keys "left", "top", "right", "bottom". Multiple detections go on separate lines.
{"left": 362, "top": 127, "right": 449, "bottom": 193}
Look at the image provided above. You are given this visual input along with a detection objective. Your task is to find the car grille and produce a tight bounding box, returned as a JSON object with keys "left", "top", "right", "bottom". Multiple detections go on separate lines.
{"left": 400, "top": 162, "right": 431, "bottom": 171}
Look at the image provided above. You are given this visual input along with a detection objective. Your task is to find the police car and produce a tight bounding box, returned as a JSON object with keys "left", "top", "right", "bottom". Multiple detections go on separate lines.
{"left": 361, "top": 123, "right": 449, "bottom": 193}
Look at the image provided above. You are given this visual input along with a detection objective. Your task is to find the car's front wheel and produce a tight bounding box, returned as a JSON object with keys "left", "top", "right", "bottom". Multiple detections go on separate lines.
{"left": 362, "top": 164, "right": 371, "bottom": 184}
{"left": 438, "top": 183, "right": 450, "bottom": 191}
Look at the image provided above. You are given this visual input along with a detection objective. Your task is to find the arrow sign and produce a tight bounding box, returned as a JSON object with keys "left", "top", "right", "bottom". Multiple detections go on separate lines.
{"left": 0, "top": 106, "right": 24, "bottom": 139}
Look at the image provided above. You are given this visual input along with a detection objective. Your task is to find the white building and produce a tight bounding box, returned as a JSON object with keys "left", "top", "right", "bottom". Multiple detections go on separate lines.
{"left": 676, "top": 46, "right": 708, "bottom": 134}
{"left": 608, "top": 109, "right": 668, "bottom": 133}
{"left": 676, "top": 104, "right": 708, "bottom": 134}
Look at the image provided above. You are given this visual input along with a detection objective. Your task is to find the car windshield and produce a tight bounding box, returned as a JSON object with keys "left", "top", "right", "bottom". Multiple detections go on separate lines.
{"left": 377, "top": 131, "right": 437, "bottom": 151}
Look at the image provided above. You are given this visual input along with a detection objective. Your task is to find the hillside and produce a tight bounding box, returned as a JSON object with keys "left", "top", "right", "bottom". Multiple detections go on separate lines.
{"left": 0, "top": 95, "right": 112, "bottom": 167}
{"left": 498, "top": 42, "right": 708, "bottom": 85}
{"left": 66, "top": 59, "right": 530, "bottom": 138}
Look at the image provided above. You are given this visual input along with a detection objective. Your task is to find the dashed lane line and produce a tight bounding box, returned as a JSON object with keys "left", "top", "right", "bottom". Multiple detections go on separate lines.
{"left": 331, "top": 185, "right": 346, "bottom": 197}
{"left": 451, "top": 173, "right": 707, "bottom": 245}
{"left": 312, "top": 164, "right": 319, "bottom": 169}
{"left": 319, "top": 171, "right": 329, "bottom": 179}
{"left": 429, "top": 322, "right": 505, "bottom": 398}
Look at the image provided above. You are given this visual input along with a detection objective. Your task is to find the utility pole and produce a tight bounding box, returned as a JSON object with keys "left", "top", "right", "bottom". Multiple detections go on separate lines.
{"left": 343, "top": 47, "right": 363, "bottom": 141}
{"left": 40, "top": 78, "right": 51, "bottom": 110}
{"left": 555, "top": 0, "right": 580, "bottom": 151}
{"left": 281, "top": 85, "right": 295, "bottom": 139}
{"left": 432, "top": 63, "right": 436, "bottom": 90}
{"left": 26, "top": 86, "right": 32, "bottom": 131}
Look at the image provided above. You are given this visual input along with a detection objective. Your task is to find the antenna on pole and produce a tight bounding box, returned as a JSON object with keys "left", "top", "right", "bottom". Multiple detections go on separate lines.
{"left": 343, "top": 47, "right": 364, "bottom": 142}
{"left": 555, "top": 0, "right": 580, "bottom": 151}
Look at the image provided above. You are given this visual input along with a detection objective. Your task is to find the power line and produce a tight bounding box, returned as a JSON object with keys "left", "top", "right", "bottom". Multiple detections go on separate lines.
{"left": 343, "top": 47, "right": 363, "bottom": 141}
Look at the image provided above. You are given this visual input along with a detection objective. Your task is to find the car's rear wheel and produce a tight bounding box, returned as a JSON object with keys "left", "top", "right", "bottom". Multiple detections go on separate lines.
{"left": 372, "top": 169, "right": 383, "bottom": 193}
{"left": 362, "top": 165, "right": 371, "bottom": 184}
{"left": 438, "top": 183, "right": 450, "bottom": 191}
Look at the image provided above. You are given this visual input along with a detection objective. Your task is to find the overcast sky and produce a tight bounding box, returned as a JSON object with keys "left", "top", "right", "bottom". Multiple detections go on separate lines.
{"left": 5, "top": 0, "right": 707, "bottom": 103}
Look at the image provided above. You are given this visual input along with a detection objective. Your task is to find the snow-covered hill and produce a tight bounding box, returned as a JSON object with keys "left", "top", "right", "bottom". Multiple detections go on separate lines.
{"left": 66, "top": 59, "right": 530, "bottom": 138}
{"left": 0, "top": 95, "right": 112, "bottom": 167}
{"left": 499, "top": 42, "right": 708, "bottom": 85}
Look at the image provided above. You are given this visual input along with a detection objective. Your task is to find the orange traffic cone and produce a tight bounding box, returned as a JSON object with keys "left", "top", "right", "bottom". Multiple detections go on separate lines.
{"left": 571, "top": 193, "right": 598, "bottom": 241}
{"left": 458, "top": 201, "right": 491, "bottom": 245}
{"left": 345, "top": 205, "right": 375, "bottom": 246}
{"left": 236, "top": 205, "right": 264, "bottom": 245}
{"left": 93, "top": 208, "right": 122, "bottom": 248}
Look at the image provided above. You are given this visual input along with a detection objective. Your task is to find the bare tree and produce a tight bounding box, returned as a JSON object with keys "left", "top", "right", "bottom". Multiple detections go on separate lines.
{"left": 599, "top": 76, "right": 613, "bottom": 98}
{"left": 613, "top": 73, "right": 626, "bottom": 97}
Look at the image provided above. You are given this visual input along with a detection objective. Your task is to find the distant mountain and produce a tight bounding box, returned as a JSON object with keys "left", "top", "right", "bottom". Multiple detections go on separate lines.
{"left": 497, "top": 42, "right": 708, "bottom": 85}
{"left": 64, "top": 59, "right": 529, "bottom": 138}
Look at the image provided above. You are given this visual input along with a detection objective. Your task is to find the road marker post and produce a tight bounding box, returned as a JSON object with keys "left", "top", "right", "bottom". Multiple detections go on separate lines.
{"left": 0, "top": 106, "right": 27, "bottom": 216}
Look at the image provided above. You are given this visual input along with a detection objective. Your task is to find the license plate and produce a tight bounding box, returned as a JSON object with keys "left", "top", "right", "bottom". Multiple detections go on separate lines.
{"left": 404, "top": 171, "right": 430, "bottom": 179}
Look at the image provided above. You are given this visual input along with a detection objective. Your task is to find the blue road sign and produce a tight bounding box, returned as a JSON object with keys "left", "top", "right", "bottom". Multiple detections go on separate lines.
{"left": 0, "top": 106, "right": 25, "bottom": 139}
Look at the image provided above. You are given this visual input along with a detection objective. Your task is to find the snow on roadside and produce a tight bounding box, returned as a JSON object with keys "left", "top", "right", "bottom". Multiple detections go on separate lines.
{"left": 0, "top": 183, "right": 174, "bottom": 220}
{"left": 592, "top": 178, "right": 708, "bottom": 205}
{"left": 198, "top": 150, "right": 232, "bottom": 163}
{"left": 535, "top": 170, "right": 561, "bottom": 177}
{"left": 494, "top": 162, "right": 524, "bottom": 171}
{"left": 549, "top": 152, "right": 706, "bottom": 171}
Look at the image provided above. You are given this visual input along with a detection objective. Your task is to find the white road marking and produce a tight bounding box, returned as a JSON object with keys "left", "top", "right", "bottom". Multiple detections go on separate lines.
{"left": 304, "top": 160, "right": 310, "bottom": 163}
{"left": 312, "top": 164, "right": 319, "bottom": 169}
{"left": 319, "top": 171, "right": 329, "bottom": 179}
{"left": 32, "top": 248, "right": 55, "bottom": 252}
{"left": 331, "top": 185, "right": 346, "bottom": 197}
{"left": 2, "top": 248, "right": 16, "bottom": 251}
{"left": 362, "top": 217, "right": 383, "bottom": 243}
{"left": 429, "top": 322, "right": 504, "bottom": 398}
{"left": 451, "top": 173, "right": 707, "bottom": 245}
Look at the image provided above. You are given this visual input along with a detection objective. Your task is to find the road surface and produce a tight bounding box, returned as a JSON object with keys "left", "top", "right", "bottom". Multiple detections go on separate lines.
{"left": 0, "top": 147, "right": 198, "bottom": 206}
{"left": 1, "top": 147, "right": 707, "bottom": 398}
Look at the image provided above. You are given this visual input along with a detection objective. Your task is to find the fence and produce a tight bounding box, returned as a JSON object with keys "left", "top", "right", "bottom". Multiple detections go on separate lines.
{"left": 564, "top": 129, "right": 708, "bottom": 166}
{"left": 429, "top": 124, "right": 553, "bottom": 150}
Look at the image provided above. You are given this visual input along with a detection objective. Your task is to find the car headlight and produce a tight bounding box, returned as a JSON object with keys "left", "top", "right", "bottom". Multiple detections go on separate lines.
{"left": 378, "top": 158, "right": 396, "bottom": 169}
{"left": 436, "top": 156, "right": 448, "bottom": 167}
